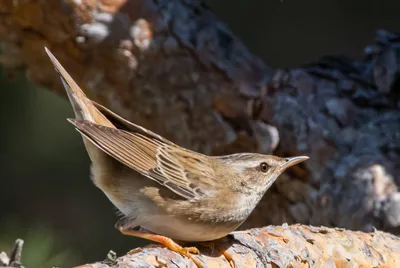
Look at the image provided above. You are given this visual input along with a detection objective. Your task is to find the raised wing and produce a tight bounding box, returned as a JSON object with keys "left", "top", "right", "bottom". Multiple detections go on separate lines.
{"left": 91, "top": 100, "right": 175, "bottom": 146}
{"left": 68, "top": 119, "right": 215, "bottom": 200}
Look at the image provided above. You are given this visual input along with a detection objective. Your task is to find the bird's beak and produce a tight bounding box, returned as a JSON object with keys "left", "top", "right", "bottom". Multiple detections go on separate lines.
{"left": 280, "top": 156, "right": 309, "bottom": 170}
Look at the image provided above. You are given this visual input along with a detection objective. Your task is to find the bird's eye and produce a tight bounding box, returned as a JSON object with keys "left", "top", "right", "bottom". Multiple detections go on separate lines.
{"left": 259, "top": 162, "right": 269, "bottom": 173}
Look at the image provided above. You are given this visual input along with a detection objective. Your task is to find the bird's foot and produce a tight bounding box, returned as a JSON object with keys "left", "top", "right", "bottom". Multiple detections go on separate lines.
{"left": 118, "top": 226, "right": 202, "bottom": 267}
{"left": 200, "top": 241, "right": 235, "bottom": 268}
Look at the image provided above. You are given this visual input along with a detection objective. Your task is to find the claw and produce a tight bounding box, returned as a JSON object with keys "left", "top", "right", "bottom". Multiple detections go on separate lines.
{"left": 119, "top": 227, "right": 203, "bottom": 267}
{"left": 200, "top": 241, "right": 235, "bottom": 268}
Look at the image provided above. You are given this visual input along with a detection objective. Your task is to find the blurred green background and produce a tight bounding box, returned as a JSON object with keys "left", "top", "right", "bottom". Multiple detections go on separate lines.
{"left": 1, "top": 0, "right": 400, "bottom": 267}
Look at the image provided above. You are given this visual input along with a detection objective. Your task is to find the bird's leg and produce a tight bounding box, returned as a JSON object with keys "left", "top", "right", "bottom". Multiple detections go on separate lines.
{"left": 199, "top": 240, "right": 236, "bottom": 268}
{"left": 118, "top": 226, "right": 202, "bottom": 267}
{"left": 215, "top": 246, "right": 235, "bottom": 268}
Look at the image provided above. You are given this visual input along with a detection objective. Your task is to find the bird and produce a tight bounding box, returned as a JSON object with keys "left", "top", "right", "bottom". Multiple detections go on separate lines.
{"left": 44, "top": 47, "right": 309, "bottom": 267}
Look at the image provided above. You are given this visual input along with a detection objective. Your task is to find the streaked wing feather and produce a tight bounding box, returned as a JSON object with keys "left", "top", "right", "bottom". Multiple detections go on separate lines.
{"left": 68, "top": 119, "right": 214, "bottom": 200}
{"left": 91, "top": 101, "right": 174, "bottom": 145}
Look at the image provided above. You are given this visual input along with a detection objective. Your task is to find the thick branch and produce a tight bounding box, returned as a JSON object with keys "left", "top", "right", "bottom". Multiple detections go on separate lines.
{"left": 76, "top": 225, "right": 400, "bottom": 267}
{"left": 0, "top": 0, "right": 399, "bottom": 234}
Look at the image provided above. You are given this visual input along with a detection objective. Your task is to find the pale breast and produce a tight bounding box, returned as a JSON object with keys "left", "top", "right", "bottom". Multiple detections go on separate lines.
{"left": 140, "top": 213, "right": 242, "bottom": 242}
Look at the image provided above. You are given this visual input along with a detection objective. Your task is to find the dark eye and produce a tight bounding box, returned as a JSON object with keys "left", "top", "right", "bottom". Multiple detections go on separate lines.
{"left": 259, "top": 162, "right": 269, "bottom": 173}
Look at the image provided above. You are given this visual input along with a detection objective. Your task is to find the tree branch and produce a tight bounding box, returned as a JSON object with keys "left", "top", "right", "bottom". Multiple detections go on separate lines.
{"left": 76, "top": 225, "right": 400, "bottom": 267}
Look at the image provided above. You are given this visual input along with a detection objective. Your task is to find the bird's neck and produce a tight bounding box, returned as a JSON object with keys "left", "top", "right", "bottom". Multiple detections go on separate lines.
{"left": 208, "top": 190, "right": 265, "bottom": 224}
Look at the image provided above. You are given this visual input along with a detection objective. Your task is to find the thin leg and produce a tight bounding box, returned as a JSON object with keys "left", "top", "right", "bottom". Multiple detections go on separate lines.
{"left": 200, "top": 241, "right": 236, "bottom": 268}
{"left": 215, "top": 246, "right": 235, "bottom": 268}
{"left": 118, "top": 226, "right": 202, "bottom": 268}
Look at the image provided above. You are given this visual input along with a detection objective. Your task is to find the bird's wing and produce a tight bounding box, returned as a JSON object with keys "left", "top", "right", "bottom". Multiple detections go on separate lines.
{"left": 68, "top": 119, "right": 216, "bottom": 200}
{"left": 91, "top": 100, "right": 175, "bottom": 146}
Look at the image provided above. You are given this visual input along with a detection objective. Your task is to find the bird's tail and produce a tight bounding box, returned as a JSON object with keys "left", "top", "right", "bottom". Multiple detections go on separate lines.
{"left": 44, "top": 47, "right": 114, "bottom": 128}
{"left": 45, "top": 47, "right": 116, "bottom": 169}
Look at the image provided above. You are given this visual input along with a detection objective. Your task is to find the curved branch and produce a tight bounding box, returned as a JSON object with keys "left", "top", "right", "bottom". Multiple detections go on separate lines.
{"left": 76, "top": 225, "right": 400, "bottom": 267}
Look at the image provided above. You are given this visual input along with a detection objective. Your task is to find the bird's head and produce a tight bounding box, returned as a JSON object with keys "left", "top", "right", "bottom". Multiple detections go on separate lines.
{"left": 216, "top": 153, "right": 309, "bottom": 195}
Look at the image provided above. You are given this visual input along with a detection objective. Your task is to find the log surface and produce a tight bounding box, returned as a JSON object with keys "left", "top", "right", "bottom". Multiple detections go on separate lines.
{"left": 76, "top": 224, "right": 400, "bottom": 267}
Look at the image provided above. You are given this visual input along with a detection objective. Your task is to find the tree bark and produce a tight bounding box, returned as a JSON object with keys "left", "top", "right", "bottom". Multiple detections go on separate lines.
{"left": 0, "top": 0, "right": 399, "bottom": 236}
{"left": 75, "top": 225, "right": 400, "bottom": 267}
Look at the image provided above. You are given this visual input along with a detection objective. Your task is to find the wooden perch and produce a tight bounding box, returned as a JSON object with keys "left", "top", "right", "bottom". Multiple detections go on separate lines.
{"left": 76, "top": 224, "right": 400, "bottom": 267}
{"left": 0, "top": 0, "right": 400, "bottom": 258}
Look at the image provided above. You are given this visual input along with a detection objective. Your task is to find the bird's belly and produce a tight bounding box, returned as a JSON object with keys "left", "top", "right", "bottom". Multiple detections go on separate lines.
{"left": 141, "top": 215, "right": 242, "bottom": 242}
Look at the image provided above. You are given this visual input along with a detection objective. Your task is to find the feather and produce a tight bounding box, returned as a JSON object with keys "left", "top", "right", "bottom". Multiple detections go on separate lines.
{"left": 68, "top": 119, "right": 216, "bottom": 200}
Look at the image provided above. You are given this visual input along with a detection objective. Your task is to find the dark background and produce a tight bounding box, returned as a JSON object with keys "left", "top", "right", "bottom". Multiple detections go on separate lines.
{"left": 1, "top": 0, "right": 400, "bottom": 266}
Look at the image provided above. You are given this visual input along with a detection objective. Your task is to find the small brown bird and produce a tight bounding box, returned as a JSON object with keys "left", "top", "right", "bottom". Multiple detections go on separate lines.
{"left": 45, "top": 47, "right": 308, "bottom": 267}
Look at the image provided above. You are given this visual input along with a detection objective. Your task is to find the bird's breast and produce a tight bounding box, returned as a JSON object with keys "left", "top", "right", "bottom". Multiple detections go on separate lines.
{"left": 140, "top": 213, "right": 242, "bottom": 242}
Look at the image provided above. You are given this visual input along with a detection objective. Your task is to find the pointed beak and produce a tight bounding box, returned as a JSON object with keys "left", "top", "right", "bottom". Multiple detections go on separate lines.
{"left": 280, "top": 156, "right": 309, "bottom": 170}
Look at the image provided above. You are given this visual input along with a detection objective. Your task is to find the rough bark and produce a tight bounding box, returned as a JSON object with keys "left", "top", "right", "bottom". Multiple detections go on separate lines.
{"left": 75, "top": 225, "right": 400, "bottom": 267}
{"left": 0, "top": 0, "right": 399, "bottom": 237}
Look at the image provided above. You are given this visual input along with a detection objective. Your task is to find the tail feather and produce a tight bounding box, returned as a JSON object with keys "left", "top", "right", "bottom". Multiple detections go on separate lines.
{"left": 45, "top": 47, "right": 116, "bottom": 168}
{"left": 44, "top": 47, "right": 114, "bottom": 128}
